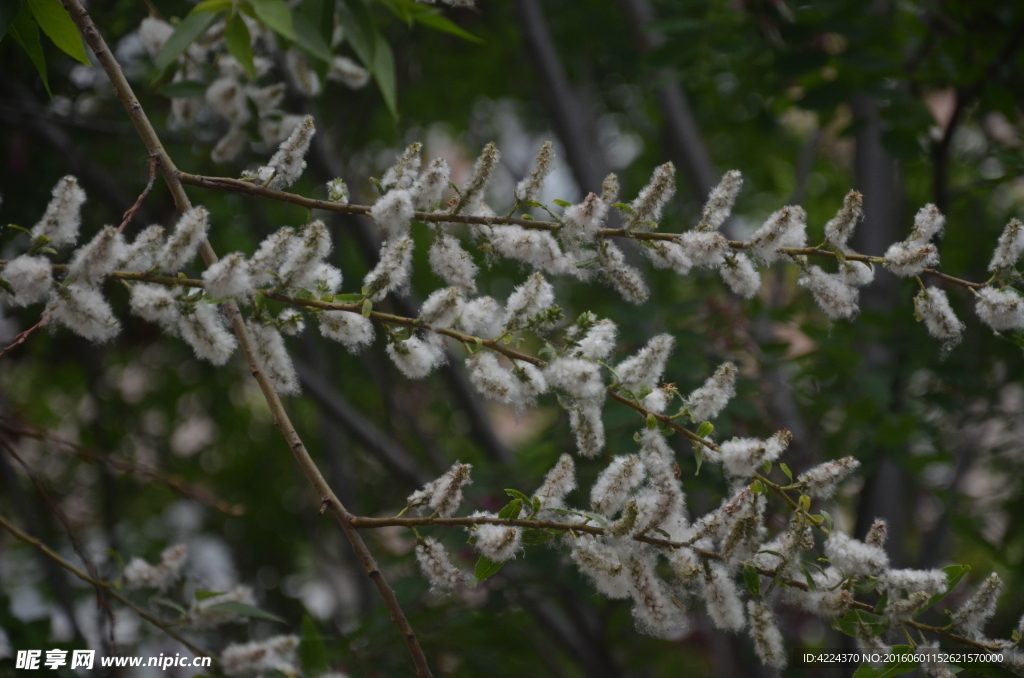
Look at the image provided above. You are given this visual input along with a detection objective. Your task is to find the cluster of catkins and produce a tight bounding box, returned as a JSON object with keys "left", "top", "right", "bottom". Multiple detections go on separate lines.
{"left": 133, "top": 10, "right": 369, "bottom": 163}
{"left": 409, "top": 383, "right": 1024, "bottom": 674}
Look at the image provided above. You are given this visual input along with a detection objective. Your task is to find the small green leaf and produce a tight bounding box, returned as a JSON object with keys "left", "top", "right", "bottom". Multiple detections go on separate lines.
{"left": 693, "top": 445, "right": 703, "bottom": 476}
{"left": 552, "top": 199, "right": 572, "bottom": 208}
{"left": 9, "top": 4, "right": 50, "bottom": 96}
{"left": 498, "top": 499, "right": 522, "bottom": 520}
{"left": 337, "top": 0, "right": 375, "bottom": 66}
{"left": 474, "top": 555, "right": 504, "bottom": 583}
{"left": 292, "top": 10, "right": 333, "bottom": 63}
{"left": 190, "top": 0, "right": 233, "bottom": 13}
{"left": 742, "top": 564, "right": 760, "bottom": 596}
{"left": 750, "top": 479, "right": 765, "bottom": 494}
{"left": 819, "top": 509, "right": 833, "bottom": 533}
{"left": 695, "top": 421, "right": 714, "bottom": 438}
{"left": 800, "top": 565, "right": 816, "bottom": 591}
{"left": 645, "top": 413, "right": 658, "bottom": 430}
{"left": 798, "top": 494, "right": 811, "bottom": 511}
{"left": 247, "top": 0, "right": 294, "bottom": 39}
{"left": 612, "top": 202, "right": 634, "bottom": 213}
{"left": 154, "top": 12, "right": 218, "bottom": 74}
{"left": 924, "top": 564, "right": 970, "bottom": 609}
{"left": 411, "top": 9, "right": 482, "bottom": 43}
{"left": 151, "top": 597, "right": 189, "bottom": 617}
{"left": 521, "top": 529, "right": 553, "bottom": 545}
{"left": 299, "top": 615, "right": 329, "bottom": 677}
{"left": 205, "top": 601, "right": 286, "bottom": 623}
{"left": 780, "top": 462, "right": 793, "bottom": 482}
{"left": 26, "top": 0, "right": 89, "bottom": 64}
{"left": 760, "top": 460, "right": 772, "bottom": 475}
{"left": 159, "top": 80, "right": 208, "bottom": 98}
{"left": 505, "top": 488, "right": 531, "bottom": 505}
{"left": 193, "top": 590, "right": 227, "bottom": 600}
{"left": 224, "top": 12, "right": 256, "bottom": 77}
{"left": 361, "top": 298, "right": 372, "bottom": 317}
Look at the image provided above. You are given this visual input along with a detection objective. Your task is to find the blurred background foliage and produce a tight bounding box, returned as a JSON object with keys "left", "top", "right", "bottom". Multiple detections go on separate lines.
{"left": 1, "top": 0, "right": 1023, "bottom": 676}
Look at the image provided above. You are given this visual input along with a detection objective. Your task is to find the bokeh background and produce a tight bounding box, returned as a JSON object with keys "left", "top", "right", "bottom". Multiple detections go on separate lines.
{"left": 1, "top": 0, "right": 1023, "bottom": 675}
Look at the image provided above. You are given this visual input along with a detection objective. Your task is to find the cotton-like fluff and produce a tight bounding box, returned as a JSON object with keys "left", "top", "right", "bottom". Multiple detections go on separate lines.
{"left": 32, "top": 176, "right": 87, "bottom": 247}
{"left": 701, "top": 561, "right": 746, "bottom": 631}
{"left": 635, "top": 430, "right": 687, "bottom": 535}
{"left": 156, "top": 207, "right": 210, "bottom": 272}
{"left": 364, "top": 236, "right": 414, "bottom": 301}
{"left": 974, "top": 287, "right": 1024, "bottom": 332}
{"left": 407, "top": 461, "right": 472, "bottom": 518}
{"left": 883, "top": 204, "right": 945, "bottom": 277}
{"left": 679, "top": 231, "right": 728, "bottom": 269}
{"left": 386, "top": 335, "right": 446, "bottom": 378}
{"left": 719, "top": 253, "right": 761, "bottom": 298}
{"left": 560, "top": 193, "right": 607, "bottom": 243}
{"left": 465, "top": 352, "right": 518, "bottom": 404}
{"left": 616, "top": 334, "right": 674, "bottom": 391}
{"left": 918, "top": 642, "right": 957, "bottom": 678}
{"left": 138, "top": 16, "right": 174, "bottom": 58}
{"left": 641, "top": 240, "right": 693, "bottom": 275}
{"left": 545, "top": 357, "right": 605, "bottom": 400}
{"left": 514, "top": 141, "right": 554, "bottom": 203}
{"left": 419, "top": 287, "right": 464, "bottom": 328}
{"left": 567, "top": 399, "right": 606, "bottom": 458}
{"left": 129, "top": 284, "right": 180, "bottom": 332}
{"left": 746, "top": 206, "right": 807, "bottom": 264}
{"left": 221, "top": 635, "right": 300, "bottom": 678}
{"left": 571, "top": 535, "right": 630, "bottom": 598}
{"left": 797, "top": 456, "right": 860, "bottom": 499}
{"left": 285, "top": 47, "right": 321, "bottom": 96}
{"left": 410, "top": 158, "right": 450, "bottom": 211}
{"left": 624, "top": 162, "right": 675, "bottom": 231}
{"left": 205, "top": 77, "right": 250, "bottom": 126}
{"left": 824, "top": 190, "right": 863, "bottom": 252}
{"left": 531, "top": 454, "right": 576, "bottom": 510}
{"left": 747, "top": 599, "right": 786, "bottom": 669}
{"left": 371, "top": 189, "right": 415, "bottom": 238}
{"left": 260, "top": 115, "right": 315, "bottom": 190}
{"left": 429, "top": 233, "right": 478, "bottom": 293}
{"left": 950, "top": 573, "right": 1001, "bottom": 639}
{"left": 2, "top": 256, "right": 52, "bottom": 306}
{"left": 591, "top": 454, "right": 645, "bottom": 517}
{"left": 327, "top": 55, "right": 370, "bottom": 89}
{"left": 381, "top": 143, "right": 422, "bottom": 192}
{"left": 415, "top": 537, "right": 468, "bottom": 592}
{"left": 179, "top": 303, "right": 237, "bottom": 365}
{"left": 249, "top": 227, "right": 295, "bottom": 286}
{"left": 471, "top": 514, "right": 522, "bottom": 562}
{"left": 279, "top": 221, "right": 331, "bottom": 289}
{"left": 123, "top": 545, "right": 187, "bottom": 591}
{"left": 248, "top": 321, "right": 300, "bottom": 395}
{"left": 713, "top": 431, "right": 790, "bottom": 480}
{"left": 838, "top": 259, "right": 875, "bottom": 287}
{"left": 188, "top": 586, "right": 257, "bottom": 628}
{"left": 798, "top": 265, "right": 859, "bottom": 320}
{"left": 683, "top": 362, "right": 737, "bottom": 422}
{"left": 457, "top": 142, "right": 500, "bottom": 213}
{"left": 47, "top": 286, "right": 120, "bottom": 342}
{"left": 879, "top": 568, "right": 947, "bottom": 597}
{"left": 212, "top": 127, "right": 248, "bottom": 161}
{"left": 490, "top": 226, "right": 577, "bottom": 277}
{"left": 326, "top": 178, "right": 349, "bottom": 204}
{"left": 697, "top": 170, "right": 743, "bottom": 232}
{"left": 627, "top": 552, "right": 684, "bottom": 638}
{"left": 68, "top": 226, "right": 125, "bottom": 284}
{"left": 202, "top": 253, "right": 253, "bottom": 299}
{"left": 593, "top": 243, "right": 647, "bottom": 306}
{"left": 120, "top": 225, "right": 165, "bottom": 272}
{"left": 276, "top": 308, "right": 305, "bottom": 336}
{"left": 502, "top": 272, "right": 555, "bottom": 331}
{"left": 989, "top": 218, "right": 1024, "bottom": 272}
{"left": 914, "top": 287, "right": 964, "bottom": 347}
{"left": 567, "top": 317, "right": 617, "bottom": 361}
{"left": 458, "top": 296, "right": 503, "bottom": 338}
{"left": 641, "top": 388, "right": 670, "bottom": 413}
{"left": 824, "top": 531, "right": 889, "bottom": 576}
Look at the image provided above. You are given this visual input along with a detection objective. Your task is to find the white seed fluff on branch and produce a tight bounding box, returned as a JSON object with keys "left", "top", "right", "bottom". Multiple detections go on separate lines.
{"left": 568, "top": 398, "right": 606, "bottom": 457}
{"left": 702, "top": 561, "right": 746, "bottom": 631}
{"left": 545, "top": 357, "right": 605, "bottom": 400}
{"left": 974, "top": 287, "right": 1024, "bottom": 332}
{"left": 713, "top": 431, "right": 790, "bottom": 480}
{"left": 560, "top": 193, "right": 607, "bottom": 243}
{"left": 883, "top": 204, "right": 945, "bottom": 277}
{"left": 719, "top": 253, "right": 761, "bottom": 298}
{"left": 381, "top": 143, "right": 422, "bottom": 192}
{"left": 221, "top": 635, "right": 300, "bottom": 678}
{"left": 415, "top": 537, "right": 468, "bottom": 592}
{"left": 514, "top": 141, "right": 554, "bottom": 203}
{"left": 532, "top": 454, "right": 577, "bottom": 510}
{"left": 120, "top": 225, "right": 165, "bottom": 272}
{"left": 156, "top": 207, "right": 210, "bottom": 272}
{"left": 471, "top": 515, "right": 522, "bottom": 562}
{"left": 364, "top": 236, "right": 414, "bottom": 301}
{"left": 624, "top": 162, "right": 675, "bottom": 232}
{"left": 683, "top": 362, "right": 737, "bottom": 422}
{"left": 616, "top": 334, "right": 674, "bottom": 391}
{"left": 590, "top": 454, "right": 645, "bottom": 517}
{"left": 678, "top": 231, "right": 728, "bottom": 269}
{"left": 824, "top": 190, "right": 863, "bottom": 252}
{"left": 179, "top": 303, "right": 237, "bottom": 365}
{"left": 279, "top": 221, "right": 331, "bottom": 289}
{"left": 489, "top": 226, "right": 577, "bottom": 277}
{"left": 412, "top": 158, "right": 451, "bottom": 211}
{"left": 838, "top": 260, "right": 875, "bottom": 288}
{"left": 386, "top": 335, "right": 446, "bottom": 379}
{"left": 419, "top": 287, "right": 464, "bottom": 328}
{"left": 798, "top": 265, "right": 859, "bottom": 320}
{"left": 319, "top": 311, "right": 374, "bottom": 352}
{"left": 457, "top": 296, "right": 503, "bottom": 338}
{"left": 627, "top": 552, "right": 683, "bottom": 638}
{"left": 123, "top": 544, "right": 187, "bottom": 591}
{"left": 32, "top": 176, "right": 87, "bottom": 247}
{"left": 989, "top": 218, "right": 1024, "bottom": 271}
{"left": 698, "top": 170, "right": 743, "bottom": 232}
{"left": 371, "top": 189, "right": 415, "bottom": 239}
{"left": 407, "top": 462, "right": 472, "bottom": 518}
{"left": 640, "top": 240, "right": 694, "bottom": 276}
{"left": 796, "top": 456, "right": 860, "bottom": 500}
{"left": 465, "top": 352, "right": 518, "bottom": 404}
{"left": 249, "top": 227, "right": 295, "bottom": 286}
{"left": 599, "top": 241, "right": 649, "bottom": 304}
{"left": 950, "top": 573, "right": 1001, "bottom": 639}
{"left": 746, "top": 206, "right": 807, "bottom": 264}
{"left": 429, "top": 233, "right": 478, "bottom": 294}
{"left": 129, "top": 284, "right": 181, "bottom": 332}
{"left": 457, "top": 142, "right": 500, "bottom": 213}
{"left": 326, "top": 178, "right": 349, "bottom": 204}
{"left": 2, "top": 255, "right": 53, "bottom": 306}
{"left": 824, "top": 531, "right": 889, "bottom": 577}
{"left": 277, "top": 308, "right": 305, "bottom": 336}
{"left": 570, "top": 536, "right": 630, "bottom": 598}
{"left": 914, "top": 287, "right": 964, "bottom": 347}
{"left": 261, "top": 115, "right": 315, "bottom": 190}
{"left": 202, "top": 252, "right": 254, "bottom": 299}
{"left": 570, "top": 317, "right": 618, "bottom": 360}
{"left": 747, "top": 599, "right": 786, "bottom": 670}
{"left": 68, "top": 226, "right": 125, "bottom": 284}
{"left": 502, "top": 272, "right": 555, "bottom": 331}
{"left": 248, "top": 321, "right": 300, "bottom": 395}
{"left": 47, "top": 285, "right": 121, "bottom": 342}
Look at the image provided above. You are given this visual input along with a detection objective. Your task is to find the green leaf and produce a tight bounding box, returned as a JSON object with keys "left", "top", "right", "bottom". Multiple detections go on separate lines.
{"left": 498, "top": 499, "right": 522, "bottom": 520}
{"left": 159, "top": 80, "right": 208, "bottom": 98}
{"left": 297, "top": 0, "right": 332, "bottom": 48}
{"left": 361, "top": 298, "right": 372, "bottom": 317}
{"left": 694, "top": 421, "right": 714, "bottom": 438}
{"left": 750, "top": 479, "right": 765, "bottom": 494}
{"left": 552, "top": 199, "right": 572, "bottom": 208}
{"left": 247, "top": 0, "right": 294, "bottom": 40}
{"left": 645, "top": 413, "right": 658, "bottom": 430}
{"left": 26, "top": 0, "right": 88, "bottom": 64}
{"left": 410, "top": 10, "right": 482, "bottom": 43}
{"left": 224, "top": 12, "right": 256, "bottom": 77}
{"left": 505, "top": 488, "right": 531, "bottom": 505}
{"left": 693, "top": 445, "right": 703, "bottom": 476}
{"left": 154, "top": 12, "right": 218, "bottom": 74}
{"left": 336, "top": 0, "right": 375, "bottom": 66}
{"left": 819, "top": 509, "right": 834, "bottom": 533}
{"left": 521, "top": 529, "right": 553, "bottom": 545}
{"left": 800, "top": 565, "right": 817, "bottom": 591}
{"left": 831, "top": 609, "right": 888, "bottom": 639}
{"left": 299, "top": 615, "right": 329, "bottom": 678}
{"left": 205, "top": 601, "right": 286, "bottom": 623}
{"left": 292, "top": 10, "right": 332, "bottom": 63}
{"left": 371, "top": 31, "right": 397, "bottom": 119}
{"left": 9, "top": 4, "right": 50, "bottom": 96}
{"left": 0, "top": 0, "right": 25, "bottom": 41}
{"left": 924, "top": 564, "right": 970, "bottom": 609}
{"left": 474, "top": 555, "right": 504, "bottom": 583}
{"left": 193, "top": 590, "right": 227, "bottom": 600}
{"left": 612, "top": 202, "right": 634, "bottom": 213}
{"left": 742, "top": 564, "right": 760, "bottom": 596}
{"left": 780, "top": 462, "right": 793, "bottom": 482}
{"left": 151, "top": 597, "right": 189, "bottom": 617}
{"left": 190, "top": 0, "right": 233, "bottom": 13}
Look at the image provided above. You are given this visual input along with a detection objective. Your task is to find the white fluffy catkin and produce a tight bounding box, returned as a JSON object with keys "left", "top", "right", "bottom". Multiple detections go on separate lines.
{"left": 407, "top": 462, "right": 472, "bottom": 518}
{"left": 590, "top": 454, "right": 645, "bottom": 517}
{"left": 120, "top": 225, "right": 165, "bottom": 272}
{"left": 319, "top": 311, "right": 375, "bottom": 352}
{"left": 67, "top": 225, "right": 125, "bottom": 284}
{"left": 32, "top": 176, "right": 87, "bottom": 247}
{"left": 371, "top": 189, "right": 415, "bottom": 239}
{"left": 514, "top": 141, "right": 554, "bottom": 203}
{"left": 616, "top": 334, "right": 675, "bottom": 391}
{"left": 178, "top": 303, "right": 237, "bottom": 365}
{"left": 386, "top": 335, "right": 446, "bottom": 379}
{"left": 561, "top": 193, "right": 607, "bottom": 243}
{"left": 989, "top": 218, "right": 1024, "bottom": 271}
{"left": 47, "top": 285, "right": 120, "bottom": 343}
{"left": 263, "top": 115, "right": 315, "bottom": 190}
{"left": 719, "top": 253, "right": 761, "bottom": 298}
{"left": 798, "top": 265, "right": 859, "bottom": 320}
{"left": 248, "top": 321, "right": 300, "bottom": 395}
{"left": 914, "top": 287, "right": 964, "bottom": 347}
{"left": 698, "top": 170, "right": 742, "bottom": 232}
{"left": 156, "top": 207, "right": 210, "bottom": 272}
{"left": 746, "top": 205, "right": 807, "bottom": 264}
{"left": 532, "top": 454, "right": 577, "bottom": 509}
{"left": 429, "top": 233, "right": 478, "bottom": 293}
{"left": 2, "top": 256, "right": 53, "bottom": 306}
{"left": 364, "top": 236, "right": 414, "bottom": 301}
{"left": 411, "top": 158, "right": 451, "bottom": 210}
{"left": 415, "top": 537, "right": 468, "bottom": 591}
{"left": 624, "top": 162, "right": 675, "bottom": 231}
{"left": 683, "top": 362, "right": 737, "bottom": 422}
{"left": 202, "top": 252, "right": 253, "bottom": 299}
{"left": 568, "top": 399, "right": 605, "bottom": 457}
{"left": 974, "top": 286, "right": 1024, "bottom": 332}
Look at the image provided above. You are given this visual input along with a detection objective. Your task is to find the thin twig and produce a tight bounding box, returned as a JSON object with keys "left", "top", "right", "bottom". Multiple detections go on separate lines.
{"left": 57, "top": 2, "right": 433, "bottom": 674}
{"left": 175, "top": 171, "right": 987, "bottom": 291}
{"left": 118, "top": 154, "right": 159, "bottom": 233}
{"left": 0, "top": 511, "right": 210, "bottom": 658}
{"left": 0, "top": 415, "right": 244, "bottom": 516}
{"left": 0, "top": 314, "right": 48, "bottom": 360}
